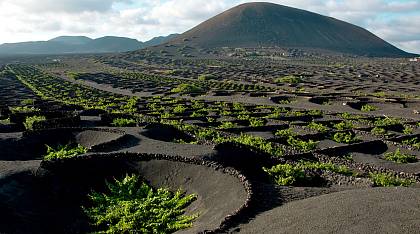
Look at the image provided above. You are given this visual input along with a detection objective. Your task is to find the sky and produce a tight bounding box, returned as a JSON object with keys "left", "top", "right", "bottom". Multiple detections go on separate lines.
{"left": 0, "top": 0, "right": 419, "bottom": 53}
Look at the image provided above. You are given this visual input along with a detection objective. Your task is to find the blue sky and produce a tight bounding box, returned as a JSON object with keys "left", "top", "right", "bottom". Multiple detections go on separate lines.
{"left": 0, "top": 0, "right": 419, "bottom": 53}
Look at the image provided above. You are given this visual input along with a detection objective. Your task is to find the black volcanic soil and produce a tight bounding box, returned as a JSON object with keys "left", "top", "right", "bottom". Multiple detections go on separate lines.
{"left": 0, "top": 128, "right": 126, "bottom": 161}
{"left": 236, "top": 187, "right": 420, "bottom": 234}
{"left": 0, "top": 154, "right": 249, "bottom": 234}
{"left": 121, "top": 127, "right": 216, "bottom": 158}
{"left": 133, "top": 159, "right": 248, "bottom": 233}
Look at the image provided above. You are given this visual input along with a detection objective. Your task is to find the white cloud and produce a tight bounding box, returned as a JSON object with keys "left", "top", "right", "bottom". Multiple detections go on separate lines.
{"left": 0, "top": 0, "right": 418, "bottom": 53}
{"left": 366, "top": 14, "right": 420, "bottom": 54}
{"left": 10, "top": 0, "right": 133, "bottom": 13}
{"left": 396, "top": 40, "right": 420, "bottom": 54}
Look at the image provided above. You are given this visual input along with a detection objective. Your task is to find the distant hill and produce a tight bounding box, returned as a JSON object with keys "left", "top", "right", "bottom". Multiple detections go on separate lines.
{"left": 169, "top": 2, "right": 412, "bottom": 57}
{"left": 0, "top": 34, "right": 178, "bottom": 55}
{"left": 82, "top": 36, "right": 142, "bottom": 53}
{"left": 143, "top": 34, "right": 179, "bottom": 48}
{"left": 49, "top": 36, "right": 93, "bottom": 45}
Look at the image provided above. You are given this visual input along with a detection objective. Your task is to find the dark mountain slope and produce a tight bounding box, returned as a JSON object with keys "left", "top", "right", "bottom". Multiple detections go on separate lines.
{"left": 170, "top": 2, "right": 411, "bottom": 57}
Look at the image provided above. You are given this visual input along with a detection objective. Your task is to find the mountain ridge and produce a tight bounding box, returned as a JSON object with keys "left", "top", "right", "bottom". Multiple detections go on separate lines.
{"left": 0, "top": 34, "right": 179, "bottom": 55}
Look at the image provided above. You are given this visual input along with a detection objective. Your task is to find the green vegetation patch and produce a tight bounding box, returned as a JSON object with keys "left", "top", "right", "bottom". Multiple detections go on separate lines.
{"left": 361, "top": 104, "right": 378, "bottom": 112}
{"left": 233, "top": 133, "right": 284, "bottom": 157}
{"left": 265, "top": 107, "right": 288, "bottom": 118}
{"left": 0, "top": 118, "right": 11, "bottom": 125}
{"left": 160, "top": 112, "right": 175, "bottom": 119}
{"left": 20, "top": 99, "right": 35, "bottom": 105}
{"left": 332, "top": 131, "right": 359, "bottom": 144}
{"left": 83, "top": 174, "right": 198, "bottom": 234}
{"left": 339, "top": 112, "right": 363, "bottom": 119}
{"left": 369, "top": 172, "right": 415, "bottom": 187}
{"left": 171, "top": 84, "right": 203, "bottom": 94}
{"left": 402, "top": 137, "right": 420, "bottom": 149}
{"left": 190, "top": 111, "right": 206, "bottom": 117}
{"left": 402, "top": 126, "right": 413, "bottom": 135}
{"left": 286, "top": 137, "right": 318, "bottom": 152}
{"left": 275, "top": 128, "right": 296, "bottom": 138}
{"left": 10, "top": 106, "right": 40, "bottom": 114}
{"left": 371, "top": 127, "right": 387, "bottom": 136}
{"left": 275, "top": 75, "right": 302, "bottom": 84}
{"left": 67, "top": 72, "right": 81, "bottom": 79}
{"left": 23, "top": 115, "right": 46, "bottom": 130}
{"left": 286, "top": 110, "right": 306, "bottom": 117}
{"left": 198, "top": 74, "right": 216, "bottom": 81}
{"left": 163, "top": 120, "right": 224, "bottom": 143}
{"left": 173, "top": 105, "right": 187, "bottom": 114}
{"left": 217, "top": 121, "right": 238, "bottom": 129}
{"left": 163, "top": 69, "right": 184, "bottom": 76}
{"left": 44, "top": 144, "right": 88, "bottom": 160}
{"left": 334, "top": 121, "right": 354, "bottom": 130}
{"left": 249, "top": 117, "right": 265, "bottom": 127}
{"left": 307, "top": 109, "right": 323, "bottom": 116}
{"left": 111, "top": 118, "right": 137, "bottom": 127}
{"left": 275, "top": 128, "right": 317, "bottom": 152}
{"left": 263, "top": 161, "right": 354, "bottom": 186}
{"left": 372, "top": 91, "right": 386, "bottom": 98}
{"left": 384, "top": 149, "right": 417, "bottom": 163}
{"left": 374, "top": 117, "right": 401, "bottom": 127}
{"left": 165, "top": 121, "right": 282, "bottom": 157}
{"left": 299, "top": 161, "right": 354, "bottom": 176}
{"left": 195, "top": 128, "right": 223, "bottom": 142}
{"left": 191, "top": 101, "right": 205, "bottom": 109}
{"left": 263, "top": 163, "right": 305, "bottom": 186}
{"left": 307, "top": 122, "right": 329, "bottom": 132}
